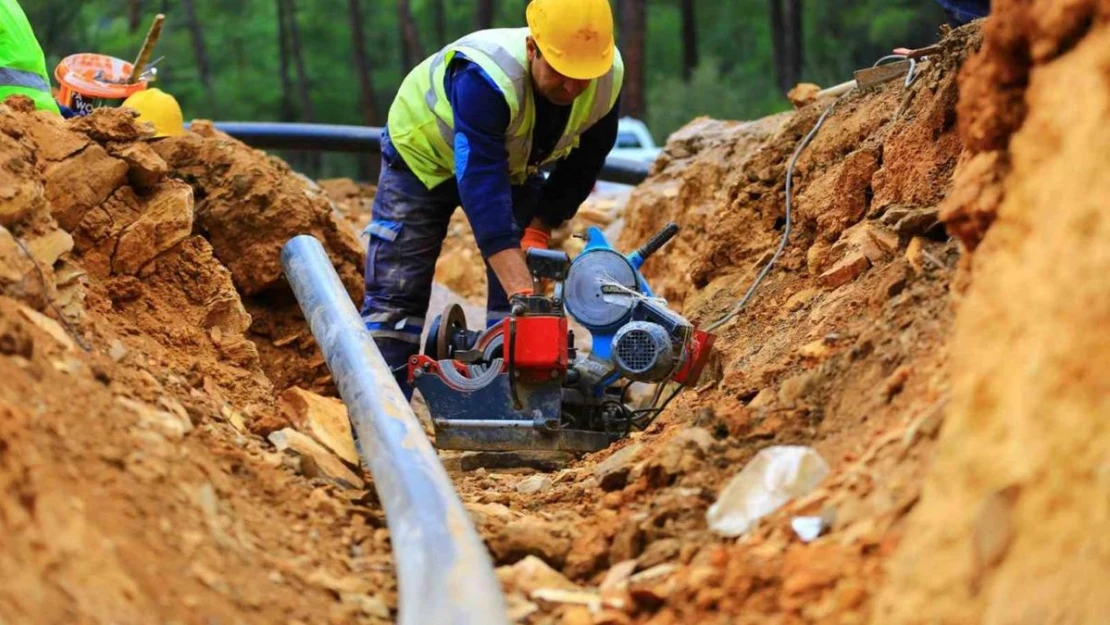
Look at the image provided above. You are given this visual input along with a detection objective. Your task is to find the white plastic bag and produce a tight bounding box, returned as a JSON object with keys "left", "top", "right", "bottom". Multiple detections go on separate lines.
{"left": 706, "top": 445, "right": 830, "bottom": 537}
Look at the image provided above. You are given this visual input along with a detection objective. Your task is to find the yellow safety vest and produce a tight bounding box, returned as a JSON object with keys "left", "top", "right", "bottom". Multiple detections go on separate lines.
{"left": 0, "top": 0, "right": 60, "bottom": 114}
{"left": 387, "top": 27, "right": 623, "bottom": 189}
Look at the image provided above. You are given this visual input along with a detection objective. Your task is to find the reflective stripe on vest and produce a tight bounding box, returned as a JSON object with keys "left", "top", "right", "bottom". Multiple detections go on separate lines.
{"left": 388, "top": 28, "right": 623, "bottom": 189}
{"left": 0, "top": 66, "right": 50, "bottom": 93}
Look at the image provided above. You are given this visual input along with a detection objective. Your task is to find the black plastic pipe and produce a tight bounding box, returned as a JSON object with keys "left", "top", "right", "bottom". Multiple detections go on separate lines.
{"left": 195, "top": 121, "right": 650, "bottom": 185}
{"left": 280, "top": 235, "right": 508, "bottom": 625}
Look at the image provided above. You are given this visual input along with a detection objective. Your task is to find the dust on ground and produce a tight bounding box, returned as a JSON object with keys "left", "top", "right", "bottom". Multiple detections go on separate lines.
{"left": 1, "top": 9, "right": 1107, "bottom": 625}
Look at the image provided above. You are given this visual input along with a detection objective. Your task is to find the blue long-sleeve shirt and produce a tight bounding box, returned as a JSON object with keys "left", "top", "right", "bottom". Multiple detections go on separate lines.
{"left": 446, "top": 55, "right": 621, "bottom": 258}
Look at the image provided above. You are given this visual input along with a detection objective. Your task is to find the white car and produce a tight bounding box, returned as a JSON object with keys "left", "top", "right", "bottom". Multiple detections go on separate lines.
{"left": 610, "top": 117, "right": 662, "bottom": 165}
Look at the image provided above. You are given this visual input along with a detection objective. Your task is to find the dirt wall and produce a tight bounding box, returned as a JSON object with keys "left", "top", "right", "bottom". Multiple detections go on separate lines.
{"left": 876, "top": 5, "right": 1110, "bottom": 623}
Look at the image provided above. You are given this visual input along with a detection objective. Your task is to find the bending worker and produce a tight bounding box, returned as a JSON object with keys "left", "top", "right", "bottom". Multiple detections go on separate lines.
{"left": 0, "top": 0, "right": 60, "bottom": 114}
{"left": 362, "top": 0, "right": 623, "bottom": 398}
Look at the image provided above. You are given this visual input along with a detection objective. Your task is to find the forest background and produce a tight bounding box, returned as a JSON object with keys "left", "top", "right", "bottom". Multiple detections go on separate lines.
{"left": 27, "top": 0, "right": 948, "bottom": 178}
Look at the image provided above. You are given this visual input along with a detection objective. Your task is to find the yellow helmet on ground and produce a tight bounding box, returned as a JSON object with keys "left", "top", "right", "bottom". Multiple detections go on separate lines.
{"left": 122, "top": 88, "right": 184, "bottom": 138}
{"left": 526, "top": 0, "right": 615, "bottom": 80}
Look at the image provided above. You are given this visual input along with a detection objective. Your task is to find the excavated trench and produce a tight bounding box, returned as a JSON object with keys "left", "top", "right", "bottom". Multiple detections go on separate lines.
{"left": 1, "top": 6, "right": 1108, "bottom": 625}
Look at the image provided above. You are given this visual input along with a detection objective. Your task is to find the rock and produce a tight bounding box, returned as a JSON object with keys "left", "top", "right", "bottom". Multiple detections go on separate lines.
{"left": 788, "top": 83, "right": 822, "bottom": 108}
{"left": 798, "top": 338, "right": 833, "bottom": 361}
{"left": 881, "top": 206, "right": 939, "bottom": 238}
{"left": 23, "top": 113, "right": 89, "bottom": 162}
{"left": 268, "top": 428, "right": 364, "bottom": 490}
{"left": 531, "top": 588, "right": 607, "bottom": 609}
{"left": 0, "top": 132, "right": 47, "bottom": 227}
{"left": 307, "top": 569, "right": 374, "bottom": 596}
{"left": 797, "top": 149, "right": 881, "bottom": 241}
{"left": 108, "top": 339, "right": 128, "bottom": 362}
{"left": 785, "top": 288, "right": 819, "bottom": 312}
{"left": 17, "top": 305, "right": 75, "bottom": 351}
{"left": 25, "top": 229, "right": 74, "bottom": 267}
{"left": 505, "top": 593, "right": 539, "bottom": 622}
{"left": 972, "top": 485, "right": 1020, "bottom": 583}
{"left": 595, "top": 443, "right": 645, "bottom": 491}
{"left": 465, "top": 502, "right": 514, "bottom": 526}
{"left": 43, "top": 143, "right": 129, "bottom": 231}
{"left": 113, "top": 182, "right": 195, "bottom": 275}
{"left": 638, "top": 429, "right": 713, "bottom": 487}
{"left": 877, "top": 262, "right": 910, "bottom": 300}
{"left": 905, "top": 236, "right": 926, "bottom": 273}
{"left": 707, "top": 446, "right": 830, "bottom": 537}
{"left": 498, "top": 555, "right": 580, "bottom": 596}
{"left": 818, "top": 252, "right": 871, "bottom": 289}
{"left": 278, "top": 387, "right": 359, "bottom": 466}
{"left": 108, "top": 142, "right": 169, "bottom": 189}
{"left": 153, "top": 129, "right": 365, "bottom": 297}
{"left": 488, "top": 516, "right": 572, "bottom": 567}
{"left": 778, "top": 371, "right": 818, "bottom": 408}
{"left": 68, "top": 107, "right": 153, "bottom": 143}
{"left": 563, "top": 525, "right": 612, "bottom": 579}
{"left": 516, "top": 474, "right": 553, "bottom": 495}
{"left": 637, "top": 538, "right": 681, "bottom": 571}
{"left": 747, "top": 388, "right": 776, "bottom": 409}
{"left": 117, "top": 396, "right": 193, "bottom": 441}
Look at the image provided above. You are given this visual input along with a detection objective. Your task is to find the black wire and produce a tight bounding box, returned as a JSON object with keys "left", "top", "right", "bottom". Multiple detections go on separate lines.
{"left": 12, "top": 236, "right": 91, "bottom": 352}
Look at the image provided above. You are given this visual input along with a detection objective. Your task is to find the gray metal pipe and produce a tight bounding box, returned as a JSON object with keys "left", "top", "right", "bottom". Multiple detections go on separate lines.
{"left": 280, "top": 235, "right": 508, "bottom": 625}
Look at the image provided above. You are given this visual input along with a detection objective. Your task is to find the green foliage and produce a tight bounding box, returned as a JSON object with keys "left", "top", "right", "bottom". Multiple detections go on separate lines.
{"left": 23, "top": 0, "right": 949, "bottom": 179}
{"left": 647, "top": 57, "right": 786, "bottom": 140}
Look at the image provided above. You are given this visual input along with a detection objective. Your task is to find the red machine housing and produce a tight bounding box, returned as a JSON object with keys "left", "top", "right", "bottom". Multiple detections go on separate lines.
{"left": 502, "top": 316, "right": 569, "bottom": 381}
{"left": 673, "top": 329, "right": 715, "bottom": 386}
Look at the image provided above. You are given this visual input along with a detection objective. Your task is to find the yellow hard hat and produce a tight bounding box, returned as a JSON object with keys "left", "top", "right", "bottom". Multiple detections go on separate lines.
{"left": 121, "top": 88, "right": 185, "bottom": 138}
{"left": 526, "top": 0, "right": 615, "bottom": 80}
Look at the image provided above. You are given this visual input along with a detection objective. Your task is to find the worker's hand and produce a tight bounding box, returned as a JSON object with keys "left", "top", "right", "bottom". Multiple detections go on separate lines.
{"left": 520, "top": 226, "right": 551, "bottom": 251}
{"left": 488, "top": 248, "right": 535, "bottom": 304}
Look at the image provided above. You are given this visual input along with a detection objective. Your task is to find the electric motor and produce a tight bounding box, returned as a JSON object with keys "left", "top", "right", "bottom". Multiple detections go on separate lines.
{"left": 612, "top": 321, "right": 676, "bottom": 382}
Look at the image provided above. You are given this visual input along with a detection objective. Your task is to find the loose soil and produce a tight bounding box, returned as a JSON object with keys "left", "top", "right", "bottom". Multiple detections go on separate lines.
{"left": 0, "top": 9, "right": 1106, "bottom": 625}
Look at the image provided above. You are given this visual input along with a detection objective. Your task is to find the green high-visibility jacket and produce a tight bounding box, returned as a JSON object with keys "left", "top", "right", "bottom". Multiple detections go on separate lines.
{"left": 0, "top": 0, "right": 60, "bottom": 114}
{"left": 388, "top": 27, "right": 623, "bottom": 189}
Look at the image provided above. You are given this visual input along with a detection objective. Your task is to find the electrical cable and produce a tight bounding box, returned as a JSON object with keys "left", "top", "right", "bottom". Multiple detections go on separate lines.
{"left": 704, "top": 54, "right": 918, "bottom": 333}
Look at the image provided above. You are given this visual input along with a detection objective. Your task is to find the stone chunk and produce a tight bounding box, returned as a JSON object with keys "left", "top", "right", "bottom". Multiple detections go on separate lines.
{"left": 113, "top": 182, "right": 194, "bottom": 275}
{"left": 44, "top": 143, "right": 129, "bottom": 231}
{"left": 26, "top": 229, "right": 74, "bottom": 267}
{"left": 268, "top": 428, "right": 364, "bottom": 490}
{"left": 498, "top": 555, "right": 579, "bottom": 596}
{"left": 818, "top": 252, "right": 871, "bottom": 289}
{"left": 594, "top": 443, "right": 645, "bottom": 491}
{"left": 278, "top": 387, "right": 359, "bottom": 466}
{"left": 109, "top": 142, "right": 169, "bottom": 189}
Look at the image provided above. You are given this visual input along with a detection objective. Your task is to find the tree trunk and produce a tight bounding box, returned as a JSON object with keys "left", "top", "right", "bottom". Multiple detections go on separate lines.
{"left": 433, "top": 0, "right": 448, "bottom": 47}
{"left": 476, "top": 0, "right": 495, "bottom": 30}
{"left": 769, "top": 0, "right": 787, "bottom": 93}
{"left": 347, "top": 0, "right": 381, "bottom": 126}
{"left": 680, "top": 0, "right": 697, "bottom": 82}
{"left": 620, "top": 0, "right": 647, "bottom": 119}
{"left": 769, "top": 0, "right": 802, "bottom": 93}
{"left": 783, "top": 0, "right": 803, "bottom": 90}
{"left": 128, "top": 0, "right": 144, "bottom": 33}
{"left": 398, "top": 0, "right": 425, "bottom": 72}
{"left": 276, "top": 0, "right": 296, "bottom": 121}
{"left": 283, "top": 0, "right": 315, "bottom": 122}
{"left": 180, "top": 0, "right": 217, "bottom": 114}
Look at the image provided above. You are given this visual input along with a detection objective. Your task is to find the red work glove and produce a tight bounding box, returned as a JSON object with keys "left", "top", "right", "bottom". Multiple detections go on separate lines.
{"left": 520, "top": 227, "right": 551, "bottom": 251}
